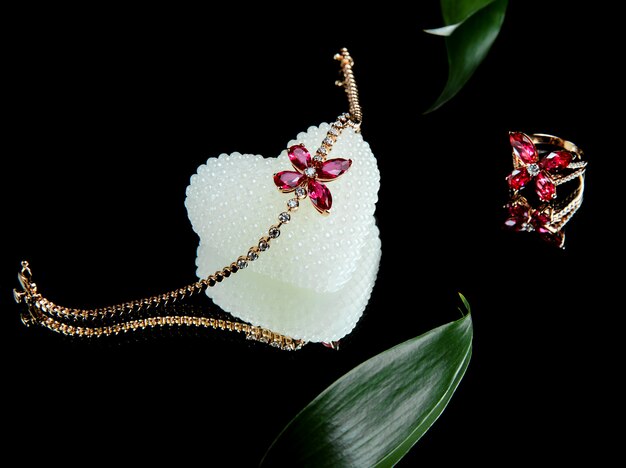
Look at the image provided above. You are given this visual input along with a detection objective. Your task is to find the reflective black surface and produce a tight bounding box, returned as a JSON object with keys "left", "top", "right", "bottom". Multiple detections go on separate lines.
{"left": 2, "top": 3, "right": 618, "bottom": 465}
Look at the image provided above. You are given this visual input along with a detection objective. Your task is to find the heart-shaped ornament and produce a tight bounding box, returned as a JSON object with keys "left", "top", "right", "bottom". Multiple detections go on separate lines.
{"left": 186, "top": 123, "right": 380, "bottom": 342}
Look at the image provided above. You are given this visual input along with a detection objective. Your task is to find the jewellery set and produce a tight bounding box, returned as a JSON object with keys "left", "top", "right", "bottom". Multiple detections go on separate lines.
{"left": 13, "top": 48, "right": 588, "bottom": 349}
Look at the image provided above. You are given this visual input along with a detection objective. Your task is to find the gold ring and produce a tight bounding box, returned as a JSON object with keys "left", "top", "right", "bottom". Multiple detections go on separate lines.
{"left": 506, "top": 132, "right": 587, "bottom": 202}
{"left": 504, "top": 131, "right": 586, "bottom": 248}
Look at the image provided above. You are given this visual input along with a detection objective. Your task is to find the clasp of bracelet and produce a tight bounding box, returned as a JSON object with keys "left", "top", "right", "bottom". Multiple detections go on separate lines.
{"left": 14, "top": 260, "right": 35, "bottom": 304}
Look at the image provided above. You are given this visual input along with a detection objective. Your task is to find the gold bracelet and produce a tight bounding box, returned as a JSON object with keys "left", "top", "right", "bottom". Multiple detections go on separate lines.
{"left": 14, "top": 48, "right": 364, "bottom": 351}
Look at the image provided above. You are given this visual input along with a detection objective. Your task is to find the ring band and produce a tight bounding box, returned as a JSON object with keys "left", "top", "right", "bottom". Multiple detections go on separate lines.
{"left": 507, "top": 131, "right": 587, "bottom": 202}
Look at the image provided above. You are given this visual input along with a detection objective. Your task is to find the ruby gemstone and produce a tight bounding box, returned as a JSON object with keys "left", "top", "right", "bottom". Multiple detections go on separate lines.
{"left": 540, "top": 230, "right": 564, "bottom": 248}
{"left": 539, "top": 151, "right": 572, "bottom": 171}
{"left": 308, "top": 180, "right": 332, "bottom": 213}
{"left": 507, "top": 168, "right": 531, "bottom": 190}
{"left": 288, "top": 145, "right": 311, "bottom": 172}
{"left": 531, "top": 211, "right": 552, "bottom": 234}
{"left": 510, "top": 132, "right": 538, "bottom": 164}
{"left": 504, "top": 203, "right": 530, "bottom": 231}
{"left": 318, "top": 158, "right": 352, "bottom": 180}
{"left": 535, "top": 172, "right": 556, "bottom": 201}
{"left": 274, "top": 171, "right": 304, "bottom": 191}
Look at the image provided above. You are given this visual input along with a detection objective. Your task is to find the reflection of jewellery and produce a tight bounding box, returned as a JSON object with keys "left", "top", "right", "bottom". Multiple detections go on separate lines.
{"left": 504, "top": 159, "right": 586, "bottom": 248}
{"left": 14, "top": 48, "right": 379, "bottom": 350}
{"left": 506, "top": 132, "right": 587, "bottom": 202}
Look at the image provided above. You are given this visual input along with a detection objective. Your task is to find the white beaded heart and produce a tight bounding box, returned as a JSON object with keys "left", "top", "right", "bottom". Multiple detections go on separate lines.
{"left": 185, "top": 123, "right": 381, "bottom": 342}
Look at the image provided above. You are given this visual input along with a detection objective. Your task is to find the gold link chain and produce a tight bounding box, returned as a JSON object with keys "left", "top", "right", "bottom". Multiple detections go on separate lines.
{"left": 14, "top": 49, "right": 363, "bottom": 351}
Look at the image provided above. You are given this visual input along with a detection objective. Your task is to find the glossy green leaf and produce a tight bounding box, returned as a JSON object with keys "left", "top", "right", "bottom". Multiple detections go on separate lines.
{"left": 261, "top": 298, "right": 473, "bottom": 467}
{"left": 442, "top": 0, "right": 498, "bottom": 25}
{"left": 425, "top": 0, "right": 508, "bottom": 113}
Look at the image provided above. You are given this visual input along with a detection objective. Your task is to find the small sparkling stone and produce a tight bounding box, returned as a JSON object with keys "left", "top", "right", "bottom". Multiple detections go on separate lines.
{"left": 287, "top": 198, "right": 299, "bottom": 209}
{"left": 247, "top": 250, "right": 258, "bottom": 261}
{"left": 278, "top": 212, "right": 291, "bottom": 223}
{"left": 269, "top": 226, "right": 280, "bottom": 238}
{"left": 313, "top": 155, "right": 323, "bottom": 164}
{"left": 323, "top": 137, "right": 333, "bottom": 146}
{"left": 329, "top": 128, "right": 339, "bottom": 136}
{"left": 304, "top": 167, "right": 317, "bottom": 178}
{"left": 527, "top": 163, "right": 540, "bottom": 177}
{"left": 236, "top": 259, "right": 248, "bottom": 269}
{"left": 339, "top": 114, "right": 347, "bottom": 123}
{"left": 258, "top": 240, "right": 269, "bottom": 251}
{"left": 295, "top": 187, "right": 307, "bottom": 199}
{"left": 318, "top": 147, "right": 327, "bottom": 156}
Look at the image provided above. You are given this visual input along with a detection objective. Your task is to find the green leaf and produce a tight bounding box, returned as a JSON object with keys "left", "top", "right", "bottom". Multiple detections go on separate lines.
{"left": 441, "top": 0, "right": 499, "bottom": 25}
{"left": 261, "top": 301, "right": 473, "bottom": 467}
{"left": 425, "top": 0, "right": 508, "bottom": 113}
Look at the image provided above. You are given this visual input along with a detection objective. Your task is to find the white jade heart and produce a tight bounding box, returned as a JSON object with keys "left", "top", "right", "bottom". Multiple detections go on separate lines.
{"left": 185, "top": 123, "right": 381, "bottom": 342}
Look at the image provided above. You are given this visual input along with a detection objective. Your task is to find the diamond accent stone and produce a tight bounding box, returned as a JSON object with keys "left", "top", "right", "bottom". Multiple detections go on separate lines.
{"left": 295, "top": 187, "right": 307, "bottom": 199}
{"left": 236, "top": 259, "right": 248, "bottom": 269}
{"left": 287, "top": 198, "right": 299, "bottom": 209}
{"left": 527, "top": 163, "right": 540, "bottom": 177}
{"left": 247, "top": 250, "right": 258, "bottom": 261}
{"left": 304, "top": 167, "right": 317, "bottom": 178}
{"left": 258, "top": 240, "right": 269, "bottom": 251}
{"left": 329, "top": 128, "right": 339, "bottom": 136}
{"left": 323, "top": 137, "right": 333, "bottom": 146}
{"left": 318, "top": 147, "right": 327, "bottom": 156}
{"left": 269, "top": 226, "right": 280, "bottom": 239}
{"left": 278, "top": 212, "right": 290, "bottom": 223}
{"left": 313, "top": 155, "right": 324, "bottom": 164}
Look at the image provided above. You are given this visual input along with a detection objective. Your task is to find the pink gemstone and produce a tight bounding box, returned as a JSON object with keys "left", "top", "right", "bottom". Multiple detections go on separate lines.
{"left": 288, "top": 145, "right": 311, "bottom": 172}
{"left": 318, "top": 158, "right": 352, "bottom": 181}
{"left": 509, "top": 132, "right": 538, "bottom": 164}
{"left": 531, "top": 211, "right": 552, "bottom": 234}
{"left": 274, "top": 171, "right": 304, "bottom": 191}
{"left": 308, "top": 180, "right": 332, "bottom": 213}
{"left": 322, "top": 341, "right": 340, "bottom": 350}
{"left": 507, "top": 203, "right": 529, "bottom": 219}
{"left": 540, "top": 230, "right": 564, "bottom": 248}
{"left": 506, "top": 168, "right": 531, "bottom": 190}
{"left": 504, "top": 203, "right": 530, "bottom": 231}
{"left": 503, "top": 216, "right": 526, "bottom": 231}
{"left": 535, "top": 171, "right": 556, "bottom": 201}
{"left": 539, "top": 151, "right": 572, "bottom": 171}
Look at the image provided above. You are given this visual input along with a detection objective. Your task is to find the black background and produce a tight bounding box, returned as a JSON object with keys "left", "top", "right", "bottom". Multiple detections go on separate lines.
{"left": 2, "top": 3, "right": 619, "bottom": 465}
